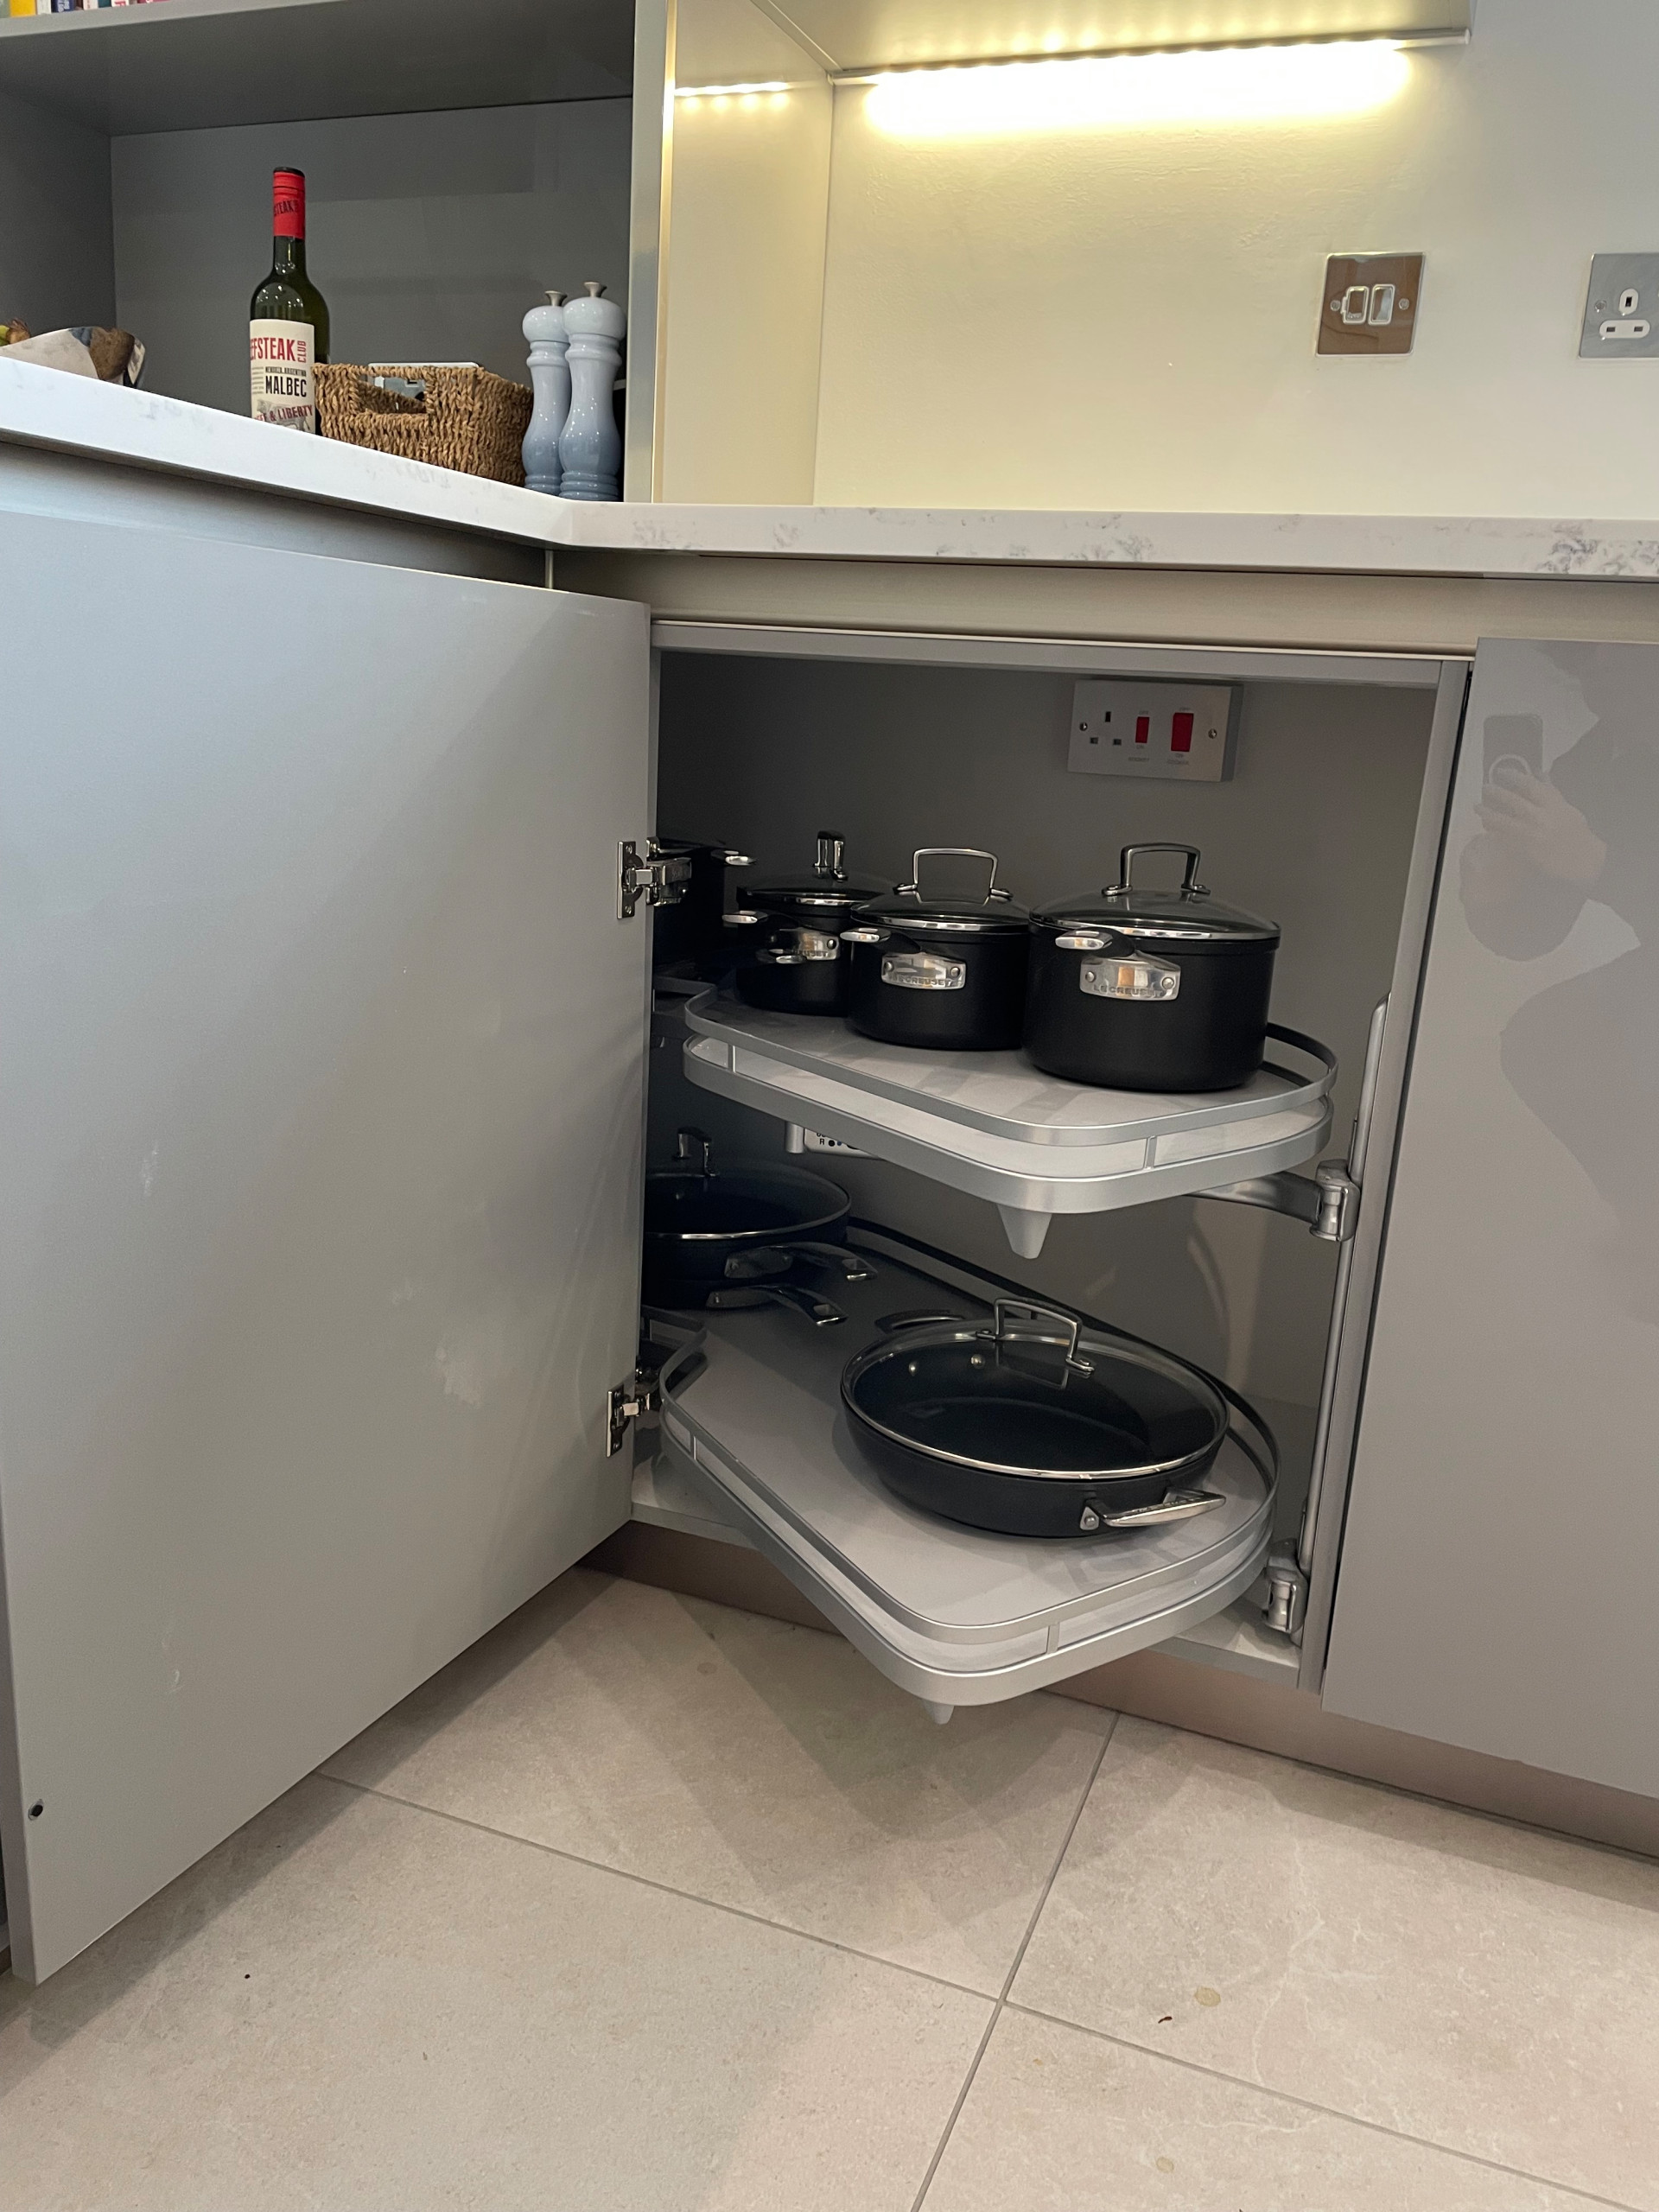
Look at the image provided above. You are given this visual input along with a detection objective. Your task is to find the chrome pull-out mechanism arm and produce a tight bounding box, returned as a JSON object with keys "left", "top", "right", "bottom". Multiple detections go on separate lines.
{"left": 1204, "top": 1157, "right": 1360, "bottom": 1243}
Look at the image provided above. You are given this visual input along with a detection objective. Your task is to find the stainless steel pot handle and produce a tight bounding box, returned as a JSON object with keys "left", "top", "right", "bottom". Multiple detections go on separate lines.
{"left": 898, "top": 848, "right": 1013, "bottom": 903}
{"left": 1088, "top": 1489, "right": 1225, "bottom": 1531}
{"left": 1111, "top": 843, "right": 1209, "bottom": 899}
{"left": 674, "top": 1127, "right": 712, "bottom": 1176}
{"left": 785, "top": 1241, "right": 875, "bottom": 1281}
{"left": 815, "top": 830, "right": 847, "bottom": 880}
{"left": 707, "top": 1281, "right": 845, "bottom": 1327}
{"left": 986, "top": 1298, "right": 1095, "bottom": 1376}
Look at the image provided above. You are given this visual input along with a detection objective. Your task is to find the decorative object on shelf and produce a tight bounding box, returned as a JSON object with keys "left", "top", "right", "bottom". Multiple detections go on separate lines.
{"left": 520, "top": 289, "right": 570, "bottom": 493}
{"left": 316, "top": 363, "right": 532, "bottom": 484}
{"left": 556, "top": 280, "right": 625, "bottom": 501}
{"left": 250, "top": 167, "right": 328, "bottom": 433}
{"left": 727, "top": 831, "right": 892, "bottom": 1015}
{"left": 0, "top": 324, "right": 142, "bottom": 381}
{"left": 843, "top": 847, "right": 1030, "bottom": 1051}
{"left": 1027, "top": 843, "right": 1281, "bottom": 1091}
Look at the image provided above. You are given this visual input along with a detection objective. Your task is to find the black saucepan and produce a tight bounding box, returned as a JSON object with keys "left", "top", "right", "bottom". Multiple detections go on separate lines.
{"left": 841, "top": 1299, "right": 1229, "bottom": 1537}
{"left": 643, "top": 1128, "right": 864, "bottom": 1324}
{"left": 726, "top": 831, "right": 892, "bottom": 1015}
{"left": 652, "top": 837, "right": 751, "bottom": 976}
{"left": 843, "top": 848, "right": 1030, "bottom": 1052}
{"left": 1026, "top": 843, "right": 1281, "bottom": 1093}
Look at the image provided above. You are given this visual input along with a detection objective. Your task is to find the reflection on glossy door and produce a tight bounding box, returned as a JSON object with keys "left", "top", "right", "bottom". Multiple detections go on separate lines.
{"left": 1324, "top": 638, "right": 1659, "bottom": 1794}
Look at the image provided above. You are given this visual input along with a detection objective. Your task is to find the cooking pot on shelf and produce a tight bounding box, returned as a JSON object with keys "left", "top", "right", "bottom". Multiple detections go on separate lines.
{"left": 842, "top": 848, "right": 1030, "bottom": 1052}
{"left": 642, "top": 1128, "right": 868, "bottom": 1325}
{"left": 1025, "top": 843, "right": 1281, "bottom": 1093}
{"left": 840, "top": 1299, "right": 1230, "bottom": 1538}
{"left": 725, "top": 831, "right": 891, "bottom": 1015}
{"left": 652, "top": 836, "right": 750, "bottom": 976}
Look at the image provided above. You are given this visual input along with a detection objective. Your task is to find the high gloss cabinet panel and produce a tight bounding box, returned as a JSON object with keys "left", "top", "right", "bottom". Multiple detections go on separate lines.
{"left": 0, "top": 515, "right": 651, "bottom": 1981}
{"left": 1324, "top": 637, "right": 1659, "bottom": 1796}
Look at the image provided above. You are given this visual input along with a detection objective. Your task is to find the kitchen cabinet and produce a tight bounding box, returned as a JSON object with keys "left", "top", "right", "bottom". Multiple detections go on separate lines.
{"left": 0, "top": 506, "right": 650, "bottom": 1984}
{"left": 1322, "top": 638, "right": 1659, "bottom": 1801}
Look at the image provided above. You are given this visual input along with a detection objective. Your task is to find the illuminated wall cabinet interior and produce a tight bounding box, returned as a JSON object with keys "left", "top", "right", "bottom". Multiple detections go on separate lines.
{"left": 641, "top": 0, "right": 1488, "bottom": 508}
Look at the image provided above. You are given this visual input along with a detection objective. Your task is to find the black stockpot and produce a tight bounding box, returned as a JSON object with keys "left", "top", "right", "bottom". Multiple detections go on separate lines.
{"left": 843, "top": 848, "right": 1030, "bottom": 1052}
{"left": 652, "top": 836, "right": 750, "bottom": 975}
{"left": 1025, "top": 844, "right": 1281, "bottom": 1093}
{"left": 840, "top": 1300, "right": 1230, "bottom": 1539}
{"left": 727, "top": 831, "right": 891, "bottom": 1015}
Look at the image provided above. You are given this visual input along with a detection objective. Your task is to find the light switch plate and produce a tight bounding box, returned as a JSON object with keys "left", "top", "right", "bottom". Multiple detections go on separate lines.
{"left": 1318, "top": 253, "right": 1423, "bottom": 355}
{"left": 1580, "top": 254, "right": 1659, "bottom": 358}
{"left": 1069, "top": 679, "right": 1238, "bottom": 784}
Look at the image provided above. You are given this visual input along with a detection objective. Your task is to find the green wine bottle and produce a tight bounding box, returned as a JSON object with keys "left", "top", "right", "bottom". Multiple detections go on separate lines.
{"left": 249, "top": 167, "right": 330, "bottom": 432}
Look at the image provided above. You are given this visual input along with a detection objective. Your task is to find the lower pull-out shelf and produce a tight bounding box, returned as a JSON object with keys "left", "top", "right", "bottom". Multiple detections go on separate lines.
{"left": 681, "top": 991, "right": 1335, "bottom": 1256}
{"left": 648, "top": 1231, "right": 1278, "bottom": 1715}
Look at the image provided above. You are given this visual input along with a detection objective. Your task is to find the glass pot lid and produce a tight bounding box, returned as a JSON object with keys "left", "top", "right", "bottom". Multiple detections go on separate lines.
{"left": 855, "top": 847, "right": 1031, "bottom": 936}
{"left": 1036, "top": 843, "right": 1279, "bottom": 945}
{"left": 729, "top": 830, "right": 890, "bottom": 917}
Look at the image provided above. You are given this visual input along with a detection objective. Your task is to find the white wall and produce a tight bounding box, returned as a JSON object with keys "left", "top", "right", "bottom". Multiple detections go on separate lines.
{"left": 810, "top": 0, "right": 1659, "bottom": 514}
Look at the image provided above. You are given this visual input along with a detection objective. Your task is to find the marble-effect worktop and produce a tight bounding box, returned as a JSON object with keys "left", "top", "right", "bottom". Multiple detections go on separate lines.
{"left": 6, "top": 356, "right": 1659, "bottom": 584}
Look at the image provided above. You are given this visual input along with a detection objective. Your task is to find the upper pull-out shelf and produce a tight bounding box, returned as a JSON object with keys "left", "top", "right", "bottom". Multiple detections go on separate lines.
{"left": 682, "top": 990, "right": 1335, "bottom": 1255}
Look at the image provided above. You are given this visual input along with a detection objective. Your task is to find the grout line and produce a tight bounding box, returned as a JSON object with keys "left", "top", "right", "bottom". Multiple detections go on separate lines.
{"left": 997, "top": 2001, "right": 1645, "bottom": 2212}
{"left": 316, "top": 1770, "right": 993, "bottom": 2009}
{"left": 906, "top": 1710, "right": 1121, "bottom": 2212}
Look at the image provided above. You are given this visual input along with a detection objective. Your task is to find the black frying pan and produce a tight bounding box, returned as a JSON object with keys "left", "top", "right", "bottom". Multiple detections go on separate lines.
{"left": 643, "top": 1128, "right": 861, "bottom": 1323}
{"left": 841, "top": 1299, "right": 1229, "bottom": 1538}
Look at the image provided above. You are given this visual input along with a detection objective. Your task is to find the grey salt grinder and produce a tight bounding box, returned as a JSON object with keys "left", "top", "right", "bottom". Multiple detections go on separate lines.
{"left": 557, "top": 281, "right": 626, "bottom": 501}
{"left": 521, "top": 289, "right": 569, "bottom": 495}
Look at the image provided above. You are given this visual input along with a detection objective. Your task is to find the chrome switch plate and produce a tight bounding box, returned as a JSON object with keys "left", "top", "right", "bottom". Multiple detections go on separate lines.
{"left": 1317, "top": 254, "right": 1423, "bottom": 355}
{"left": 1580, "top": 254, "right": 1659, "bottom": 358}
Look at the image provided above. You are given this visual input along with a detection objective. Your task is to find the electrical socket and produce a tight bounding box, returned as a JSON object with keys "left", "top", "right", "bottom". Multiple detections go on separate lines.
{"left": 1580, "top": 254, "right": 1659, "bottom": 357}
{"left": 1068, "top": 679, "right": 1239, "bottom": 784}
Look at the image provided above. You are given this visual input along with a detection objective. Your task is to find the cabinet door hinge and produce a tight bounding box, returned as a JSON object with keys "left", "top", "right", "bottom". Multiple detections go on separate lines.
{"left": 618, "top": 839, "right": 692, "bottom": 920}
{"left": 607, "top": 1372, "right": 661, "bottom": 1455}
{"left": 1262, "top": 1544, "right": 1308, "bottom": 1642}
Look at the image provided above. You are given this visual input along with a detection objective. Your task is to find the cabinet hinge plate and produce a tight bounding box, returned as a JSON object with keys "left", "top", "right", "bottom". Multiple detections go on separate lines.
{"left": 618, "top": 839, "right": 692, "bottom": 920}
{"left": 1263, "top": 1544, "right": 1309, "bottom": 1643}
{"left": 607, "top": 1372, "right": 661, "bottom": 1456}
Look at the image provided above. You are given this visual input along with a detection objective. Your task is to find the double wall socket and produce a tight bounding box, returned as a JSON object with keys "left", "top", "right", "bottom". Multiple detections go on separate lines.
{"left": 1068, "top": 679, "right": 1239, "bottom": 784}
{"left": 1580, "top": 254, "right": 1659, "bottom": 358}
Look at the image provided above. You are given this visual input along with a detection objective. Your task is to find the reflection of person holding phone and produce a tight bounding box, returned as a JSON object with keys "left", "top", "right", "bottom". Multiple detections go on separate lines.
{"left": 1460, "top": 658, "right": 1659, "bottom": 1317}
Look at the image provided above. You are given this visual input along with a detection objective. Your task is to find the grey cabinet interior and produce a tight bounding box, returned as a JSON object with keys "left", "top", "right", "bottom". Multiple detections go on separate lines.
{"left": 1323, "top": 637, "right": 1659, "bottom": 1800}
{"left": 0, "top": 511, "right": 652, "bottom": 1982}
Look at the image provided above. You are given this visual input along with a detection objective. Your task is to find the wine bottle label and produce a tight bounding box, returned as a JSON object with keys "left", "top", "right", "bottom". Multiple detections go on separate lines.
{"left": 250, "top": 320, "right": 315, "bottom": 432}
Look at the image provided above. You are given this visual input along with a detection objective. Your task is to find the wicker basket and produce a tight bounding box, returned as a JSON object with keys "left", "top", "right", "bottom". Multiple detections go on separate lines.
{"left": 316, "top": 364, "right": 533, "bottom": 486}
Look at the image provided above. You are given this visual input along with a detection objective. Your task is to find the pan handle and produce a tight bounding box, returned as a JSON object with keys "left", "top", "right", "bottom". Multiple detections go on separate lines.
{"left": 874, "top": 1307, "right": 970, "bottom": 1333}
{"left": 898, "top": 848, "right": 1014, "bottom": 904}
{"left": 785, "top": 1240, "right": 875, "bottom": 1281}
{"left": 708, "top": 1281, "right": 846, "bottom": 1327}
{"left": 988, "top": 1299, "right": 1095, "bottom": 1376}
{"left": 1090, "top": 1489, "right": 1225, "bottom": 1531}
{"left": 674, "top": 1127, "right": 713, "bottom": 1176}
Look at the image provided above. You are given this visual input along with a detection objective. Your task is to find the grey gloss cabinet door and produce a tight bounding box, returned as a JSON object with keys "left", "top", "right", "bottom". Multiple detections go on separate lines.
{"left": 0, "top": 513, "right": 651, "bottom": 1980}
{"left": 1322, "top": 638, "right": 1659, "bottom": 1796}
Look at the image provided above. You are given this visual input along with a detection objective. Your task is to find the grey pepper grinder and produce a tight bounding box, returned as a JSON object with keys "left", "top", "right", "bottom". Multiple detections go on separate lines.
{"left": 521, "top": 290, "right": 569, "bottom": 495}
{"left": 557, "top": 281, "right": 626, "bottom": 501}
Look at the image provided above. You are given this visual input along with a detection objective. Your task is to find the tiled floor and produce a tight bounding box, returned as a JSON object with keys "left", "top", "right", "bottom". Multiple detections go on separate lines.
{"left": 3, "top": 1570, "right": 1657, "bottom": 2211}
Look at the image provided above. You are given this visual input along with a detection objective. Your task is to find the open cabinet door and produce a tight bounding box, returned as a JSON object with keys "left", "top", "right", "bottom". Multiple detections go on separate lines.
{"left": 1322, "top": 638, "right": 1659, "bottom": 1796}
{"left": 0, "top": 512, "right": 651, "bottom": 1981}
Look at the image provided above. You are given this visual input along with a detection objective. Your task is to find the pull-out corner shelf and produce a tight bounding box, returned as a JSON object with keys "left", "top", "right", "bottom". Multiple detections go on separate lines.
{"left": 650, "top": 1240, "right": 1278, "bottom": 1715}
{"left": 682, "top": 992, "right": 1336, "bottom": 1255}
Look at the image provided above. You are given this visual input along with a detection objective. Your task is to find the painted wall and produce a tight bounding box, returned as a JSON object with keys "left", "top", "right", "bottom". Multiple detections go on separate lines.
{"left": 113, "top": 101, "right": 632, "bottom": 418}
{"left": 0, "top": 90, "right": 114, "bottom": 341}
{"left": 809, "top": 0, "right": 1659, "bottom": 514}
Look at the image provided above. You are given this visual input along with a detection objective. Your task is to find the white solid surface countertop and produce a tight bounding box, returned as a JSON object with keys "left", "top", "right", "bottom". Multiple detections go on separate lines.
{"left": 8, "top": 359, "right": 1659, "bottom": 583}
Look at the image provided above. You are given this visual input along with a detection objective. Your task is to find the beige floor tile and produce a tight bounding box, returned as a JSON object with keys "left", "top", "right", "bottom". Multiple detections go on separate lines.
{"left": 323, "top": 1567, "right": 1113, "bottom": 1993}
{"left": 1010, "top": 1717, "right": 1659, "bottom": 2209}
{"left": 924, "top": 2009, "right": 1600, "bottom": 2212}
{"left": 0, "top": 1772, "right": 990, "bottom": 2212}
